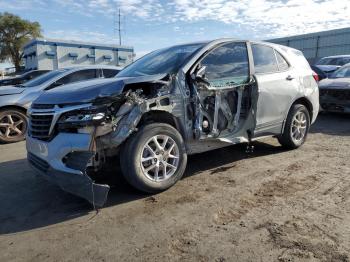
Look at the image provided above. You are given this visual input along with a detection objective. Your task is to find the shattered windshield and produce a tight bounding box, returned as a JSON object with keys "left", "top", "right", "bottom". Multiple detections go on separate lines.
{"left": 117, "top": 43, "right": 205, "bottom": 77}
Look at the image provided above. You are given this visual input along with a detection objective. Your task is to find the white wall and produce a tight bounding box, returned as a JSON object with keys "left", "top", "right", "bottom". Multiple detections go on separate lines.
{"left": 24, "top": 42, "right": 134, "bottom": 70}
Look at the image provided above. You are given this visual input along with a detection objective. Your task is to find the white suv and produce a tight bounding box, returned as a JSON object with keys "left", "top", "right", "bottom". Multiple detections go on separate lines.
{"left": 26, "top": 39, "right": 319, "bottom": 206}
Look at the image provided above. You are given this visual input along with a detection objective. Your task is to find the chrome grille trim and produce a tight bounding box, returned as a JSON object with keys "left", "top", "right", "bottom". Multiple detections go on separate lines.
{"left": 28, "top": 103, "right": 93, "bottom": 141}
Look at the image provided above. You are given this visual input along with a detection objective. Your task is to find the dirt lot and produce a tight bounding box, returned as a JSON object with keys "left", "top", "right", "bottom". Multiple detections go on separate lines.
{"left": 0, "top": 113, "right": 349, "bottom": 262}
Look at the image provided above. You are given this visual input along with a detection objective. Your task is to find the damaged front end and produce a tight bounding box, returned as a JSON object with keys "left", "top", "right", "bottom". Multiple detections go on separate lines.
{"left": 27, "top": 75, "right": 176, "bottom": 207}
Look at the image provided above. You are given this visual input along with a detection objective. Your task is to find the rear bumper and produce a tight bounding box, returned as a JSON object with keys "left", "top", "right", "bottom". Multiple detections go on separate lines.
{"left": 26, "top": 133, "right": 110, "bottom": 207}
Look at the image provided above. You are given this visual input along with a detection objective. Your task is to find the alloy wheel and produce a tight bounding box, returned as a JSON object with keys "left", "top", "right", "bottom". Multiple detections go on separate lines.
{"left": 140, "top": 135, "right": 180, "bottom": 182}
{"left": 0, "top": 113, "right": 26, "bottom": 140}
{"left": 290, "top": 111, "right": 307, "bottom": 143}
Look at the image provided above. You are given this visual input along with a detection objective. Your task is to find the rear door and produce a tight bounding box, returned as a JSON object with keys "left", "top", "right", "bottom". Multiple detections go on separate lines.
{"left": 252, "top": 43, "right": 297, "bottom": 135}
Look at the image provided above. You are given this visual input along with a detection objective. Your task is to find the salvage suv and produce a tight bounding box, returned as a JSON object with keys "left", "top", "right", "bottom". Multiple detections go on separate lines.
{"left": 26, "top": 39, "right": 319, "bottom": 207}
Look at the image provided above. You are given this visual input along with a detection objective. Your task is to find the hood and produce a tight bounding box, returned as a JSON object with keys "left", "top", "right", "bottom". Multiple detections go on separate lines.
{"left": 319, "top": 78, "right": 350, "bottom": 90}
{"left": 315, "top": 65, "right": 340, "bottom": 73}
{"left": 34, "top": 74, "right": 168, "bottom": 105}
{"left": 0, "top": 85, "right": 25, "bottom": 96}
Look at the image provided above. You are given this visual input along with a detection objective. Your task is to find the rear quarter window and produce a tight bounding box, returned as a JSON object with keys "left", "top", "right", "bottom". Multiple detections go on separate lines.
{"left": 252, "top": 44, "right": 278, "bottom": 74}
{"left": 275, "top": 51, "right": 289, "bottom": 71}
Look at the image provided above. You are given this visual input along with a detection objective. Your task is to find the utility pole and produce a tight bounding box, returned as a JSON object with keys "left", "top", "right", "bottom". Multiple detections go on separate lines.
{"left": 117, "top": 8, "right": 122, "bottom": 45}
{"left": 114, "top": 8, "right": 122, "bottom": 46}
{"left": 118, "top": 9, "right": 122, "bottom": 45}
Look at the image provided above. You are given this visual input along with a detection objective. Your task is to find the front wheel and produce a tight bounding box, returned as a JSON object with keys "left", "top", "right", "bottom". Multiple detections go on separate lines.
{"left": 278, "top": 104, "right": 310, "bottom": 149}
{"left": 0, "top": 109, "right": 27, "bottom": 143}
{"left": 120, "top": 123, "right": 187, "bottom": 193}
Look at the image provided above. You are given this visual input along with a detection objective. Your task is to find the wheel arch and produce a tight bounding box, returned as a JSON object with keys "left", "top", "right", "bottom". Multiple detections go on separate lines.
{"left": 291, "top": 97, "right": 313, "bottom": 120}
{"left": 137, "top": 110, "right": 186, "bottom": 138}
{"left": 282, "top": 97, "right": 313, "bottom": 133}
{"left": 0, "top": 105, "right": 28, "bottom": 115}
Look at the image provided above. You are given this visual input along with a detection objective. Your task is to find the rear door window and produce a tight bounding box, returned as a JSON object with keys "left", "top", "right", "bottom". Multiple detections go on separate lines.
{"left": 252, "top": 44, "right": 278, "bottom": 74}
{"left": 103, "top": 69, "right": 119, "bottom": 78}
{"left": 60, "top": 69, "right": 97, "bottom": 84}
{"left": 47, "top": 69, "right": 97, "bottom": 89}
{"left": 336, "top": 57, "right": 350, "bottom": 66}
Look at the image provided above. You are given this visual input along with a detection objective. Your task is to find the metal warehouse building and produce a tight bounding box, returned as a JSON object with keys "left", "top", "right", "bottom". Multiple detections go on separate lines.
{"left": 23, "top": 38, "right": 134, "bottom": 70}
{"left": 268, "top": 27, "right": 350, "bottom": 64}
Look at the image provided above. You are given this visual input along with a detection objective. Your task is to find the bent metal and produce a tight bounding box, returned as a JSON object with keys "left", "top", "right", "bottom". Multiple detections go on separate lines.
{"left": 26, "top": 39, "right": 319, "bottom": 207}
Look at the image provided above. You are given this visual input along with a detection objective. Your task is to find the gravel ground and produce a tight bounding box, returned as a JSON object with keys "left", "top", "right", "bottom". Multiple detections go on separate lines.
{"left": 0, "top": 113, "right": 349, "bottom": 262}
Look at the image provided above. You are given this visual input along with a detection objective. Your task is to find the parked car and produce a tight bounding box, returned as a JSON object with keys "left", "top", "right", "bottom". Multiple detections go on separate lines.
{"left": 319, "top": 63, "right": 350, "bottom": 113}
{"left": 26, "top": 39, "right": 319, "bottom": 206}
{"left": 314, "top": 55, "right": 350, "bottom": 76}
{"left": 0, "top": 70, "right": 50, "bottom": 87}
{"left": 310, "top": 65, "right": 327, "bottom": 81}
{"left": 0, "top": 66, "right": 121, "bottom": 143}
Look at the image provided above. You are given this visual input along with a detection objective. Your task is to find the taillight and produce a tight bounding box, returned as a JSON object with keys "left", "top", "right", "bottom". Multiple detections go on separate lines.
{"left": 312, "top": 71, "right": 319, "bottom": 82}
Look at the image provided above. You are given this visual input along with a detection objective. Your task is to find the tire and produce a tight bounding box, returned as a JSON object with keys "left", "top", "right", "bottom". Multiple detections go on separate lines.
{"left": 278, "top": 104, "right": 310, "bottom": 149}
{"left": 0, "top": 109, "right": 27, "bottom": 143}
{"left": 120, "top": 123, "right": 187, "bottom": 193}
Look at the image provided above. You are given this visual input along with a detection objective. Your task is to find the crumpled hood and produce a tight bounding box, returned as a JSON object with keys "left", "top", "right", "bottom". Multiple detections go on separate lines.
{"left": 34, "top": 74, "right": 167, "bottom": 105}
{"left": 0, "top": 85, "right": 25, "bottom": 96}
{"left": 319, "top": 78, "right": 350, "bottom": 90}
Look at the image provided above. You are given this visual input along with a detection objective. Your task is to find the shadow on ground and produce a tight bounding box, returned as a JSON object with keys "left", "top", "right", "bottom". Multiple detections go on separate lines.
{"left": 0, "top": 113, "right": 348, "bottom": 235}
{"left": 0, "top": 141, "right": 285, "bottom": 235}
{"left": 310, "top": 113, "right": 350, "bottom": 136}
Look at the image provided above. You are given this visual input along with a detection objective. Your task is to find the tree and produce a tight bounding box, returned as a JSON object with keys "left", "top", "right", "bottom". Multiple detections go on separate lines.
{"left": 0, "top": 12, "right": 41, "bottom": 72}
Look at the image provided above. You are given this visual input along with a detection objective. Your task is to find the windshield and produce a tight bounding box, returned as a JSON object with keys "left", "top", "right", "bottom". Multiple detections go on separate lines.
{"left": 20, "top": 69, "right": 68, "bottom": 87}
{"left": 117, "top": 43, "right": 205, "bottom": 77}
{"left": 330, "top": 65, "right": 350, "bottom": 78}
{"left": 317, "top": 57, "right": 350, "bottom": 66}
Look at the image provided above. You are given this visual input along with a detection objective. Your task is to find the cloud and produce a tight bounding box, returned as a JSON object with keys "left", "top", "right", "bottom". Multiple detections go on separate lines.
{"left": 89, "top": 0, "right": 349, "bottom": 39}
{"left": 171, "top": 0, "right": 350, "bottom": 38}
{"left": 46, "top": 30, "right": 117, "bottom": 44}
{"left": 2, "top": 0, "right": 348, "bottom": 40}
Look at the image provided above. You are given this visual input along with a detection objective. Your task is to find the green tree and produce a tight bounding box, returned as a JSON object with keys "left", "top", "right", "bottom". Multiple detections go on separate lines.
{"left": 0, "top": 12, "right": 41, "bottom": 72}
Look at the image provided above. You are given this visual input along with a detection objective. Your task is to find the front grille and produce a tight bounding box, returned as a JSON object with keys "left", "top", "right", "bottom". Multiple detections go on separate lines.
{"left": 30, "top": 114, "right": 54, "bottom": 140}
{"left": 320, "top": 89, "right": 350, "bottom": 100}
{"left": 32, "top": 104, "right": 55, "bottom": 110}
{"left": 28, "top": 152, "right": 49, "bottom": 173}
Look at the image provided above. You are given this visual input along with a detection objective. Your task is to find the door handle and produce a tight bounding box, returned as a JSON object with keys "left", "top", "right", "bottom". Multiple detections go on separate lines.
{"left": 286, "top": 75, "right": 294, "bottom": 81}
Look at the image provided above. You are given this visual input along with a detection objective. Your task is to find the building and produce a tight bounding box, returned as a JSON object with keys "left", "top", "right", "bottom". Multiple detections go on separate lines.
{"left": 268, "top": 27, "right": 350, "bottom": 64}
{"left": 23, "top": 38, "right": 134, "bottom": 70}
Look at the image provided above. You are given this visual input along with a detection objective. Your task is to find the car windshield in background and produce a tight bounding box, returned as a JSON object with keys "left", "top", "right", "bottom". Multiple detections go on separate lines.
{"left": 117, "top": 43, "right": 205, "bottom": 77}
{"left": 20, "top": 69, "right": 68, "bottom": 87}
{"left": 317, "top": 57, "right": 350, "bottom": 66}
{"left": 330, "top": 66, "right": 350, "bottom": 78}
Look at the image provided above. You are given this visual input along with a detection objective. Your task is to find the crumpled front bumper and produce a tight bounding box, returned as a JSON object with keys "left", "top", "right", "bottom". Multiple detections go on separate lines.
{"left": 26, "top": 133, "right": 110, "bottom": 207}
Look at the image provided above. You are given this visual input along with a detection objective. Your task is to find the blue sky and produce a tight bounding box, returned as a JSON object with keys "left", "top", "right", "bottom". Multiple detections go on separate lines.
{"left": 0, "top": 0, "right": 349, "bottom": 58}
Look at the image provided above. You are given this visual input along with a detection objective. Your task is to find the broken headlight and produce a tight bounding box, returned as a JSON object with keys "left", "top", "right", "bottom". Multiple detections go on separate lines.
{"left": 57, "top": 105, "right": 107, "bottom": 128}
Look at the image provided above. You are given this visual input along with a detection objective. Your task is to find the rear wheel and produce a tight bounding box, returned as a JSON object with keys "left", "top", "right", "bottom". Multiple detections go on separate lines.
{"left": 0, "top": 109, "right": 27, "bottom": 143}
{"left": 278, "top": 104, "right": 310, "bottom": 149}
{"left": 120, "top": 123, "right": 187, "bottom": 193}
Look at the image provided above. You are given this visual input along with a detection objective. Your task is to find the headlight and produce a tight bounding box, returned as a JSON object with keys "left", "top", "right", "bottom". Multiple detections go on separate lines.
{"left": 58, "top": 106, "right": 107, "bottom": 128}
{"left": 63, "top": 112, "right": 105, "bottom": 122}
